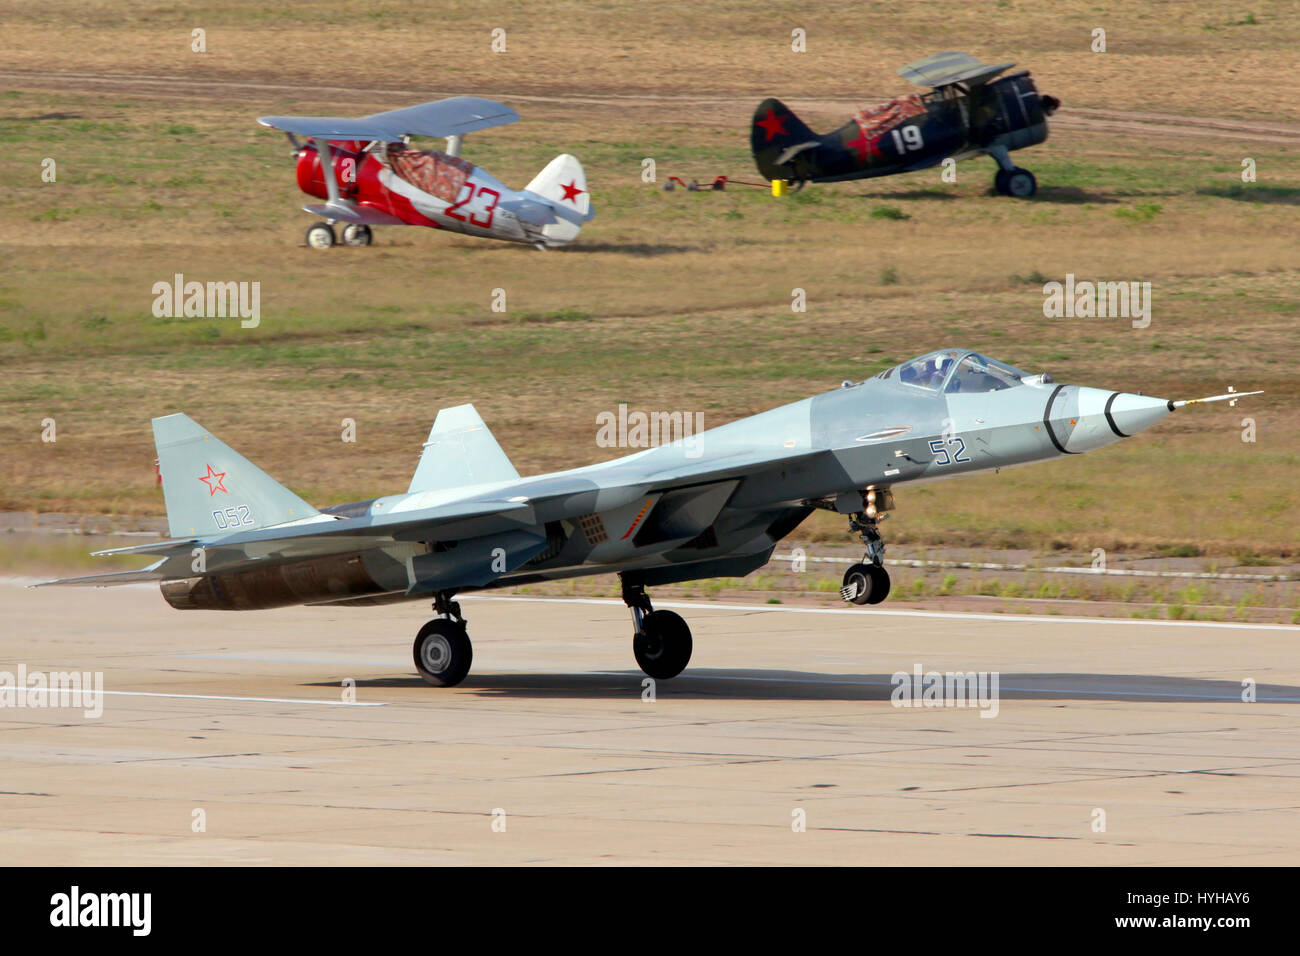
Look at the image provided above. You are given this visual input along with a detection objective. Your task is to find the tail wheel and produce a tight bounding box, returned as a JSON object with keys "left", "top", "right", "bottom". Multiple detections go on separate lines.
{"left": 413, "top": 619, "right": 472, "bottom": 687}
{"left": 305, "top": 222, "right": 336, "bottom": 249}
{"left": 341, "top": 223, "right": 373, "bottom": 246}
{"left": 633, "top": 610, "right": 692, "bottom": 680}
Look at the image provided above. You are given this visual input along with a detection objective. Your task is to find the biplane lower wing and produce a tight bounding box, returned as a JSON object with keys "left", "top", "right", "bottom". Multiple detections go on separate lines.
{"left": 302, "top": 202, "right": 408, "bottom": 226}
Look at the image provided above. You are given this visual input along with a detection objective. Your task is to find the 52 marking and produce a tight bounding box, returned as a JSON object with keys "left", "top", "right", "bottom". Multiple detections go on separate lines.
{"left": 928, "top": 437, "right": 970, "bottom": 466}
{"left": 212, "top": 505, "right": 254, "bottom": 529}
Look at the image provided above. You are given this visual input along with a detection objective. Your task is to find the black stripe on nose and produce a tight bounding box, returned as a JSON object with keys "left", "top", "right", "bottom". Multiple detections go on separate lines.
{"left": 1043, "top": 384, "right": 1078, "bottom": 454}
{"left": 1103, "top": 391, "right": 1130, "bottom": 438}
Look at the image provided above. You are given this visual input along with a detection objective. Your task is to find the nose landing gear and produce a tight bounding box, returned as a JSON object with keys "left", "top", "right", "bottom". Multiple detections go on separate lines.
{"left": 840, "top": 502, "right": 892, "bottom": 606}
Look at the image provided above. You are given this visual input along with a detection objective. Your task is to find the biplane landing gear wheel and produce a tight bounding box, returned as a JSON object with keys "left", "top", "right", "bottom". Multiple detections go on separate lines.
{"left": 341, "top": 223, "right": 372, "bottom": 247}
{"left": 622, "top": 576, "right": 692, "bottom": 679}
{"left": 995, "top": 167, "right": 1037, "bottom": 198}
{"left": 413, "top": 594, "right": 471, "bottom": 686}
{"left": 305, "top": 222, "right": 336, "bottom": 249}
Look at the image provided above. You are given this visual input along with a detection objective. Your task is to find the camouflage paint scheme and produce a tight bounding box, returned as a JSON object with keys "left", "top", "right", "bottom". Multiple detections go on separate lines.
{"left": 41, "top": 349, "right": 1177, "bottom": 609}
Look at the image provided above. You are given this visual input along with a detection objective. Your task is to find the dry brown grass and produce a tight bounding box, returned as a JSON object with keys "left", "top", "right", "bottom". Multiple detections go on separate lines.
{"left": 1, "top": 0, "right": 1297, "bottom": 557}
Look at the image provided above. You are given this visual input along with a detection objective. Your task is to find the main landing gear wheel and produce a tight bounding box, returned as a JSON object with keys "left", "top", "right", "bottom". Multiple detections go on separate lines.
{"left": 633, "top": 610, "right": 693, "bottom": 680}
{"left": 341, "top": 223, "right": 372, "bottom": 246}
{"left": 305, "top": 222, "right": 336, "bottom": 249}
{"left": 994, "top": 167, "right": 1037, "bottom": 198}
{"left": 413, "top": 617, "right": 472, "bottom": 687}
{"left": 621, "top": 576, "right": 693, "bottom": 680}
{"left": 841, "top": 563, "right": 890, "bottom": 605}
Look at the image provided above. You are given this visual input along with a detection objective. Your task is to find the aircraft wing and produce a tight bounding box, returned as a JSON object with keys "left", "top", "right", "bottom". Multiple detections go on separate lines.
{"left": 258, "top": 96, "right": 519, "bottom": 142}
{"left": 35, "top": 444, "right": 830, "bottom": 587}
{"left": 898, "top": 51, "right": 1015, "bottom": 88}
{"left": 302, "top": 202, "right": 408, "bottom": 225}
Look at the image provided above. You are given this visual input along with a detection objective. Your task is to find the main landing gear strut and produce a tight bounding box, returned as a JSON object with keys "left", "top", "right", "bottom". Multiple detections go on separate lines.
{"left": 411, "top": 582, "right": 697, "bottom": 686}
{"left": 622, "top": 575, "right": 693, "bottom": 679}
{"left": 840, "top": 507, "right": 892, "bottom": 606}
{"left": 987, "top": 145, "right": 1037, "bottom": 198}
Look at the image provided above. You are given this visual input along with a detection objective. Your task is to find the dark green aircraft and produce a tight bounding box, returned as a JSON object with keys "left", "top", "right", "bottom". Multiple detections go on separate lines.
{"left": 751, "top": 51, "right": 1060, "bottom": 197}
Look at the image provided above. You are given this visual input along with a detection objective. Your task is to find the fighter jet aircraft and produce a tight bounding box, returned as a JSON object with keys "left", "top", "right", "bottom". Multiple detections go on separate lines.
{"left": 751, "top": 51, "right": 1060, "bottom": 196}
{"left": 258, "top": 96, "right": 593, "bottom": 249}
{"left": 38, "top": 350, "right": 1257, "bottom": 687}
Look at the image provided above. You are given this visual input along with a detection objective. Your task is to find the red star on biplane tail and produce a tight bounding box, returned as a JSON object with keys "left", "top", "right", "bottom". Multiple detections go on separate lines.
{"left": 756, "top": 106, "right": 787, "bottom": 141}
{"left": 560, "top": 180, "right": 584, "bottom": 203}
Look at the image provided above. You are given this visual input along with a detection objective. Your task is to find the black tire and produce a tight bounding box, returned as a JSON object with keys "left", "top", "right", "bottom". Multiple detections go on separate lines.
{"left": 305, "top": 222, "right": 336, "bottom": 249}
{"left": 634, "top": 609, "right": 692, "bottom": 679}
{"left": 1004, "top": 167, "right": 1036, "bottom": 198}
{"left": 863, "top": 564, "right": 891, "bottom": 604}
{"left": 413, "top": 619, "right": 472, "bottom": 687}
{"left": 993, "top": 169, "right": 1011, "bottom": 195}
{"left": 341, "top": 223, "right": 373, "bottom": 246}
{"left": 842, "top": 563, "right": 874, "bottom": 605}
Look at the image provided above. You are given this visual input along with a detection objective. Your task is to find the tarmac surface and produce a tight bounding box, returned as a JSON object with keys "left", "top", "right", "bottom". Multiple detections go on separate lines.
{"left": 3, "top": 580, "right": 1299, "bottom": 865}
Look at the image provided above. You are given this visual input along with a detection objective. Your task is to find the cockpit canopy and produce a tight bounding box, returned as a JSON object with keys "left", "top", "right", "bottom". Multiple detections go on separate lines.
{"left": 879, "top": 350, "right": 1031, "bottom": 393}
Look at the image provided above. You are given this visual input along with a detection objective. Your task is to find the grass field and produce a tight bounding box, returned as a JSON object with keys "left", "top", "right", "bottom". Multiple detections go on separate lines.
{"left": 1, "top": 0, "right": 1297, "bottom": 561}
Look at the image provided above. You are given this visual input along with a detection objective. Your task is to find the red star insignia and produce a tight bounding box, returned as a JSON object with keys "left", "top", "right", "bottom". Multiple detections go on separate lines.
{"left": 845, "top": 127, "right": 883, "bottom": 163}
{"left": 756, "top": 107, "right": 787, "bottom": 141}
{"left": 559, "top": 180, "right": 584, "bottom": 203}
{"left": 198, "top": 463, "right": 228, "bottom": 496}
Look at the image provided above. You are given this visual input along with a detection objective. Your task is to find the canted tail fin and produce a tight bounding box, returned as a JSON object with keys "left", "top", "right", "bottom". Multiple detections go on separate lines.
{"left": 152, "top": 414, "right": 321, "bottom": 538}
{"left": 408, "top": 404, "right": 519, "bottom": 494}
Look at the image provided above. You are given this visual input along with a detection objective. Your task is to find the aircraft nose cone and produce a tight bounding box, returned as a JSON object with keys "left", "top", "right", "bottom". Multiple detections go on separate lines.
{"left": 1062, "top": 387, "right": 1173, "bottom": 453}
{"left": 1106, "top": 392, "right": 1172, "bottom": 437}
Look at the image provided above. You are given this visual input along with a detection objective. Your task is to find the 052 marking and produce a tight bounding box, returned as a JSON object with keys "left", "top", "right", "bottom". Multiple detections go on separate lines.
{"left": 212, "top": 505, "right": 254, "bottom": 529}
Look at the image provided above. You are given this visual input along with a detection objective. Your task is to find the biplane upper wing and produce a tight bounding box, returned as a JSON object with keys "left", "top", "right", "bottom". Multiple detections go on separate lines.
{"left": 898, "top": 51, "right": 1015, "bottom": 88}
{"left": 258, "top": 96, "right": 519, "bottom": 142}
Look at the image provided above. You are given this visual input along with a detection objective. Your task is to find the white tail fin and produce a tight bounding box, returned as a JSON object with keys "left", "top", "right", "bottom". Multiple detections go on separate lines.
{"left": 523, "top": 153, "right": 592, "bottom": 246}
{"left": 152, "top": 414, "right": 321, "bottom": 538}
{"left": 408, "top": 404, "right": 520, "bottom": 494}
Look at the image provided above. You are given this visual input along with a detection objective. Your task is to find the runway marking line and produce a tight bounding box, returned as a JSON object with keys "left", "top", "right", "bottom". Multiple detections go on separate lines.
{"left": 12, "top": 687, "right": 384, "bottom": 707}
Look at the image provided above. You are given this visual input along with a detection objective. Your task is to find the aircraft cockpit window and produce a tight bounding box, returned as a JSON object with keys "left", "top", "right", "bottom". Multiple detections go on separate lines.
{"left": 896, "top": 353, "right": 957, "bottom": 391}
{"left": 945, "top": 354, "right": 1024, "bottom": 393}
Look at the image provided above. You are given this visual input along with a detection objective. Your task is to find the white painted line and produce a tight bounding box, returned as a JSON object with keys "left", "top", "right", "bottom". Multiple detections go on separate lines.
{"left": 11, "top": 687, "right": 384, "bottom": 707}
{"left": 466, "top": 595, "right": 1299, "bottom": 631}
{"left": 771, "top": 552, "right": 1292, "bottom": 583}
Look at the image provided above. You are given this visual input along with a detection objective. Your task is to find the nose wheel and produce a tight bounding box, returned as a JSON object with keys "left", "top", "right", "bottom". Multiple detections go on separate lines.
{"left": 841, "top": 562, "right": 891, "bottom": 605}
{"left": 622, "top": 576, "right": 692, "bottom": 679}
{"left": 413, "top": 593, "right": 472, "bottom": 686}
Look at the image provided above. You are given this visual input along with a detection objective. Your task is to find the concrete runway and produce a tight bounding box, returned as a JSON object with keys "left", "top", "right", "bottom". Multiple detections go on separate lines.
{"left": 3, "top": 580, "right": 1299, "bottom": 865}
